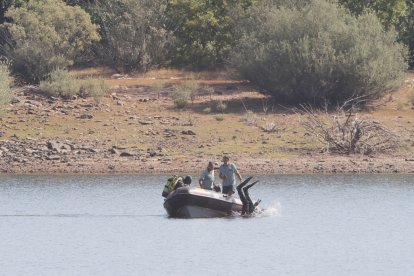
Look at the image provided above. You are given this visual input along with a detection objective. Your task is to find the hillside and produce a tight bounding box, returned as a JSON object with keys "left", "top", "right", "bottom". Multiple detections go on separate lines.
{"left": 1, "top": 68, "right": 413, "bottom": 174}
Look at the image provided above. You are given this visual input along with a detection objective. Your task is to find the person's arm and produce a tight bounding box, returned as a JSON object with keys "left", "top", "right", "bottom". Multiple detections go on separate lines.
{"left": 198, "top": 172, "right": 204, "bottom": 187}
{"left": 233, "top": 164, "right": 242, "bottom": 182}
{"left": 219, "top": 166, "right": 226, "bottom": 180}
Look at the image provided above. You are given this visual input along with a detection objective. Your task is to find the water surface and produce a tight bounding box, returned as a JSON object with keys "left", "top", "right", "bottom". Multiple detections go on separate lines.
{"left": 1, "top": 175, "right": 413, "bottom": 275}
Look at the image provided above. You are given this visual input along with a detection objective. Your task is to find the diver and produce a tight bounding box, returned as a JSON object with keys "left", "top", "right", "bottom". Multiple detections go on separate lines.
{"left": 162, "top": 175, "right": 192, "bottom": 198}
{"left": 236, "top": 177, "right": 261, "bottom": 216}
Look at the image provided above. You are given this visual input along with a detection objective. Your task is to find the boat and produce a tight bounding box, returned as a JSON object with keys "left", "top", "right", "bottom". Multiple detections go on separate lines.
{"left": 163, "top": 186, "right": 243, "bottom": 218}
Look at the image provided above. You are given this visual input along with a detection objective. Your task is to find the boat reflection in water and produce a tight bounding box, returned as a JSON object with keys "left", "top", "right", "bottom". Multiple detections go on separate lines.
{"left": 163, "top": 186, "right": 243, "bottom": 218}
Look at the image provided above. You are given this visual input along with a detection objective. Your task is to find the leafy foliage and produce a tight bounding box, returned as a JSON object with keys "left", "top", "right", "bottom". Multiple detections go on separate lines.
{"left": 40, "top": 69, "right": 109, "bottom": 99}
{"left": 232, "top": 0, "right": 407, "bottom": 106}
{"left": 338, "top": 0, "right": 414, "bottom": 66}
{"left": 215, "top": 100, "right": 227, "bottom": 113}
{"left": 338, "top": 0, "right": 407, "bottom": 28}
{"left": 88, "top": 0, "right": 171, "bottom": 71}
{"left": 0, "top": 61, "right": 12, "bottom": 109}
{"left": 165, "top": 0, "right": 256, "bottom": 69}
{"left": 39, "top": 69, "right": 80, "bottom": 99}
{"left": 1, "top": 0, "right": 99, "bottom": 83}
{"left": 170, "top": 81, "right": 200, "bottom": 108}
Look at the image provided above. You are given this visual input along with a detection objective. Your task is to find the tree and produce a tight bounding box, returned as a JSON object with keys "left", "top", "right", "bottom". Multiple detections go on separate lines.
{"left": 338, "top": 0, "right": 407, "bottom": 28}
{"left": 86, "top": 0, "right": 171, "bottom": 72}
{"left": 1, "top": 0, "right": 99, "bottom": 83}
{"left": 0, "top": 0, "right": 27, "bottom": 23}
{"left": 338, "top": 0, "right": 414, "bottom": 65}
{"left": 165, "top": 0, "right": 256, "bottom": 69}
{"left": 232, "top": 0, "right": 407, "bottom": 106}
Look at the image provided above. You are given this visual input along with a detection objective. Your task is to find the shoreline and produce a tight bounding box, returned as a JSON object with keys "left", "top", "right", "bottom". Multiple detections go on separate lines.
{"left": 1, "top": 142, "right": 413, "bottom": 175}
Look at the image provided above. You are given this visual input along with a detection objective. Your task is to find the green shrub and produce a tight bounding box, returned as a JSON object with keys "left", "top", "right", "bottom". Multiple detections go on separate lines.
{"left": 215, "top": 114, "right": 225, "bottom": 121}
{"left": 2, "top": 0, "right": 99, "bottom": 83}
{"left": 171, "top": 81, "right": 199, "bottom": 108}
{"left": 232, "top": 0, "right": 408, "bottom": 106}
{"left": 0, "top": 62, "right": 12, "bottom": 109}
{"left": 171, "top": 88, "right": 190, "bottom": 109}
{"left": 215, "top": 100, "right": 227, "bottom": 113}
{"left": 79, "top": 79, "right": 110, "bottom": 98}
{"left": 39, "top": 69, "right": 80, "bottom": 99}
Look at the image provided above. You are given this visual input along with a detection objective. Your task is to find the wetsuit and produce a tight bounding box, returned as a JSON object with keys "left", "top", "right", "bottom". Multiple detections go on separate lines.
{"left": 236, "top": 177, "right": 259, "bottom": 215}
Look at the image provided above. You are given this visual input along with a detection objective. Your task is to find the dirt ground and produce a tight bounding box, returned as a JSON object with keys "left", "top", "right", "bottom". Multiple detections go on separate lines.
{"left": 1, "top": 68, "right": 414, "bottom": 175}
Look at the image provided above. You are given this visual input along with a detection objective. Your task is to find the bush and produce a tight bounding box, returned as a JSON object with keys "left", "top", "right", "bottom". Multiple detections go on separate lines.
{"left": 2, "top": 0, "right": 99, "bottom": 83}
{"left": 170, "top": 81, "right": 199, "bottom": 108}
{"left": 79, "top": 79, "right": 110, "bottom": 98}
{"left": 0, "top": 62, "right": 12, "bottom": 109}
{"left": 242, "top": 110, "right": 257, "bottom": 125}
{"left": 171, "top": 89, "right": 190, "bottom": 109}
{"left": 232, "top": 0, "right": 408, "bottom": 106}
{"left": 215, "top": 114, "right": 224, "bottom": 121}
{"left": 215, "top": 100, "right": 227, "bottom": 113}
{"left": 39, "top": 69, "right": 80, "bottom": 99}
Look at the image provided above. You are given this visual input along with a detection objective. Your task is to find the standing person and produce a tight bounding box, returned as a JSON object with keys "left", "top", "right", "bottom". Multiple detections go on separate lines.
{"left": 199, "top": 161, "right": 215, "bottom": 190}
{"left": 219, "top": 155, "right": 242, "bottom": 196}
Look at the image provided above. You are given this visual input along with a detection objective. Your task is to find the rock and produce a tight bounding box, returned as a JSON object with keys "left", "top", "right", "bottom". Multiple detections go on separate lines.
{"left": 79, "top": 114, "right": 93, "bottom": 119}
{"left": 10, "top": 97, "right": 20, "bottom": 104}
{"left": 120, "top": 152, "right": 134, "bottom": 157}
{"left": 0, "top": 131, "right": 4, "bottom": 137}
{"left": 139, "top": 120, "right": 153, "bottom": 125}
{"left": 47, "top": 140, "right": 72, "bottom": 153}
{"left": 148, "top": 149, "right": 157, "bottom": 157}
{"left": 182, "top": 129, "right": 196, "bottom": 135}
{"left": 46, "top": 155, "right": 61, "bottom": 160}
{"left": 111, "top": 147, "right": 121, "bottom": 154}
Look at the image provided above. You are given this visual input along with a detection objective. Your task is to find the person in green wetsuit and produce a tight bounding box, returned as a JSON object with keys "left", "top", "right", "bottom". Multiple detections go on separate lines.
{"left": 162, "top": 175, "right": 192, "bottom": 198}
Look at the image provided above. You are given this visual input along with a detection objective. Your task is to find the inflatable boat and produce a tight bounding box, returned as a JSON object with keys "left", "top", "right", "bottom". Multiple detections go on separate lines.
{"left": 163, "top": 186, "right": 243, "bottom": 218}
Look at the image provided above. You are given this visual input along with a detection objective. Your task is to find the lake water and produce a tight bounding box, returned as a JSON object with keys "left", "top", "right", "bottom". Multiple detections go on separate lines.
{"left": 1, "top": 174, "right": 413, "bottom": 276}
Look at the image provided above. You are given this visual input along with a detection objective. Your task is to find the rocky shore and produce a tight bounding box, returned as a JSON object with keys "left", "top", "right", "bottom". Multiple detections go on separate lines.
{"left": 1, "top": 136, "right": 414, "bottom": 174}
{"left": 1, "top": 74, "right": 414, "bottom": 175}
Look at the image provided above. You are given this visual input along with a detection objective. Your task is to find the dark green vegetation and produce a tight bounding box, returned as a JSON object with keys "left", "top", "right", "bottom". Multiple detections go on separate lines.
{"left": 0, "top": 0, "right": 413, "bottom": 107}
{"left": 232, "top": 0, "right": 407, "bottom": 105}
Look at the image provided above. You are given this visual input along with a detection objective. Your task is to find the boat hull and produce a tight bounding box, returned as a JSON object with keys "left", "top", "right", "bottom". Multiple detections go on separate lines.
{"left": 164, "top": 187, "right": 243, "bottom": 218}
